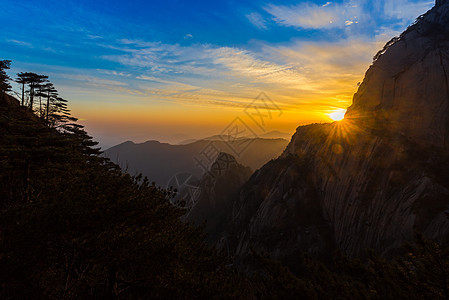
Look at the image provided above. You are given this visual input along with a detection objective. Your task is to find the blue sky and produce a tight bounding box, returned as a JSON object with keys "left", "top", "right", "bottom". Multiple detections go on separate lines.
{"left": 0, "top": 0, "right": 435, "bottom": 147}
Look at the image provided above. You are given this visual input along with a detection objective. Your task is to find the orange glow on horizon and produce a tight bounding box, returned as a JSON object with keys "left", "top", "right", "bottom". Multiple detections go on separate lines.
{"left": 68, "top": 89, "right": 355, "bottom": 147}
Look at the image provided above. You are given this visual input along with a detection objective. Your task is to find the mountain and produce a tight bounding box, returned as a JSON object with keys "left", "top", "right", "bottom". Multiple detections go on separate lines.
{"left": 104, "top": 137, "right": 288, "bottom": 187}
{"left": 212, "top": 1, "right": 449, "bottom": 268}
{"left": 184, "top": 152, "right": 252, "bottom": 244}
{"left": 260, "top": 130, "right": 292, "bottom": 140}
{"left": 177, "top": 131, "right": 292, "bottom": 145}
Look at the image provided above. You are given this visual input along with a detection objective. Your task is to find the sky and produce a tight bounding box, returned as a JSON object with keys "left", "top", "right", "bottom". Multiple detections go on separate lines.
{"left": 0, "top": 0, "right": 435, "bottom": 148}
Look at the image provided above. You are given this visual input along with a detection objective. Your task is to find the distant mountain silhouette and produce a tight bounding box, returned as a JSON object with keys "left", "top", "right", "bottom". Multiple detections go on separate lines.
{"left": 177, "top": 131, "right": 291, "bottom": 145}
{"left": 260, "top": 130, "right": 292, "bottom": 139}
{"left": 104, "top": 137, "right": 288, "bottom": 188}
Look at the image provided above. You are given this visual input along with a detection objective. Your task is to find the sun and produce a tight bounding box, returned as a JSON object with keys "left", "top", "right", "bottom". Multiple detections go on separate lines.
{"left": 328, "top": 108, "right": 347, "bottom": 121}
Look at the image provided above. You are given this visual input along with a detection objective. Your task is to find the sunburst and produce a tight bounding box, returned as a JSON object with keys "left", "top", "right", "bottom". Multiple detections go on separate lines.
{"left": 328, "top": 108, "right": 347, "bottom": 121}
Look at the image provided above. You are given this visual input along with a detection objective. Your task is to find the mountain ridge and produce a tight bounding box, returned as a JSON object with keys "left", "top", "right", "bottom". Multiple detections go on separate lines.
{"left": 104, "top": 137, "right": 289, "bottom": 187}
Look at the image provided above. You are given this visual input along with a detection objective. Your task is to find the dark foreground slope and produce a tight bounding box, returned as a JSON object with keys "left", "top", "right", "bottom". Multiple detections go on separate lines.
{"left": 216, "top": 1, "right": 449, "bottom": 266}
{"left": 0, "top": 94, "right": 250, "bottom": 299}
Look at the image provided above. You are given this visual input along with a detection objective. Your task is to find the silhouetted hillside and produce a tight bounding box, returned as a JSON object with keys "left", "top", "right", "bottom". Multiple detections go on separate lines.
{"left": 0, "top": 93, "right": 251, "bottom": 298}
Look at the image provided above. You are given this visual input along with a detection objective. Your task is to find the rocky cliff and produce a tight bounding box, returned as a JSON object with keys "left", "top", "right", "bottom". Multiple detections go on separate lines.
{"left": 216, "top": 1, "right": 449, "bottom": 266}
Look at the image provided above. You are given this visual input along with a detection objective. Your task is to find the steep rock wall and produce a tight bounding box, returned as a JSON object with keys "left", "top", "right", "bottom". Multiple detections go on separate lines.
{"left": 219, "top": 1, "right": 449, "bottom": 263}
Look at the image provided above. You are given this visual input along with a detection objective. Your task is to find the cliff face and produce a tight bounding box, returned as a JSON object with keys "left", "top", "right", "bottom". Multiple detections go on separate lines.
{"left": 346, "top": 1, "right": 449, "bottom": 148}
{"left": 218, "top": 1, "right": 449, "bottom": 263}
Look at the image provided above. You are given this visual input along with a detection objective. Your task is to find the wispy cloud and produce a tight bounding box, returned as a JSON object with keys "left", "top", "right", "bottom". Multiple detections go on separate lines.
{"left": 101, "top": 39, "right": 189, "bottom": 74}
{"left": 206, "top": 47, "right": 315, "bottom": 92}
{"left": 265, "top": 0, "right": 433, "bottom": 31}
{"left": 246, "top": 12, "right": 268, "bottom": 30}
{"left": 265, "top": 2, "right": 361, "bottom": 29}
{"left": 97, "top": 69, "right": 132, "bottom": 77}
{"left": 264, "top": 37, "right": 385, "bottom": 92}
{"left": 87, "top": 35, "right": 103, "bottom": 40}
{"left": 383, "top": 0, "right": 433, "bottom": 24}
{"left": 6, "top": 39, "right": 33, "bottom": 48}
{"left": 104, "top": 41, "right": 312, "bottom": 91}
{"left": 60, "top": 74, "right": 127, "bottom": 88}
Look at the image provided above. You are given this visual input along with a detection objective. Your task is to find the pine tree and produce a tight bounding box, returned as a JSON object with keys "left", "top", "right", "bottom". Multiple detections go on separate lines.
{"left": 0, "top": 60, "right": 12, "bottom": 98}
{"left": 23, "top": 73, "right": 48, "bottom": 112}
{"left": 35, "top": 82, "right": 58, "bottom": 120}
{"left": 48, "top": 96, "right": 77, "bottom": 128}
{"left": 16, "top": 72, "right": 33, "bottom": 106}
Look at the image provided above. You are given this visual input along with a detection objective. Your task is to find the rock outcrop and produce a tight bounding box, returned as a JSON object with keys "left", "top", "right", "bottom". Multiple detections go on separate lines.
{"left": 186, "top": 152, "right": 252, "bottom": 244}
{"left": 215, "top": 1, "right": 449, "bottom": 266}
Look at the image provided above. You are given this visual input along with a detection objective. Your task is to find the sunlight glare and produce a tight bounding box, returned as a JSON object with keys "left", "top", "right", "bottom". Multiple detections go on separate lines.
{"left": 328, "top": 109, "right": 346, "bottom": 121}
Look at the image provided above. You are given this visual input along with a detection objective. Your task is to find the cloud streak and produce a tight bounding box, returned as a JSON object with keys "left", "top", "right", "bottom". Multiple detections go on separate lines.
{"left": 59, "top": 74, "right": 127, "bottom": 89}
{"left": 383, "top": 0, "right": 434, "bottom": 23}
{"left": 6, "top": 39, "right": 33, "bottom": 48}
{"left": 264, "top": 0, "right": 433, "bottom": 32}
{"left": 246, "top": 12, "right": 268, "bottom": 30}
{"left": 265, "top": 2, "right": 361, "bottom": 29}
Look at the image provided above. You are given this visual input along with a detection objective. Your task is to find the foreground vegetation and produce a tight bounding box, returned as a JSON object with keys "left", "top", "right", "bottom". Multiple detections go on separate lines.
{"left": 0, "top": 60, "right": 448, "bottom": 299}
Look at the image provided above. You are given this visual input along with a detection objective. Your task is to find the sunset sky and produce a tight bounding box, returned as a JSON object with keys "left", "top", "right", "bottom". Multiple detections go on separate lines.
{"left": 0, "top": 0, "right": 434, "bottom": 148}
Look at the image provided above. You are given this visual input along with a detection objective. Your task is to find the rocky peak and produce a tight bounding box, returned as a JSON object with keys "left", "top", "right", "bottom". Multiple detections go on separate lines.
{"left": 418, "top": 0, "right": 449, "bottom": 30}
{"left": 185, "top": 152, "right": 252, "bottom": 243}
{"left": 212, "top": 1, "right": 449, "bottom": 264}
{"left": 345, "top": 0, "right": 449, "bottom": 148}
{"left": 206, "top": 152, "right": 239, "bottom": 179}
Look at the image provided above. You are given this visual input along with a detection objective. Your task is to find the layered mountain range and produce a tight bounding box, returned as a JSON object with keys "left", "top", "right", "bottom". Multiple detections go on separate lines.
{"left": 104, "top": 137, "right": 288, "bottom": 187}
{"left": 191, "top": 1, "right": 449, "bottom": 268}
